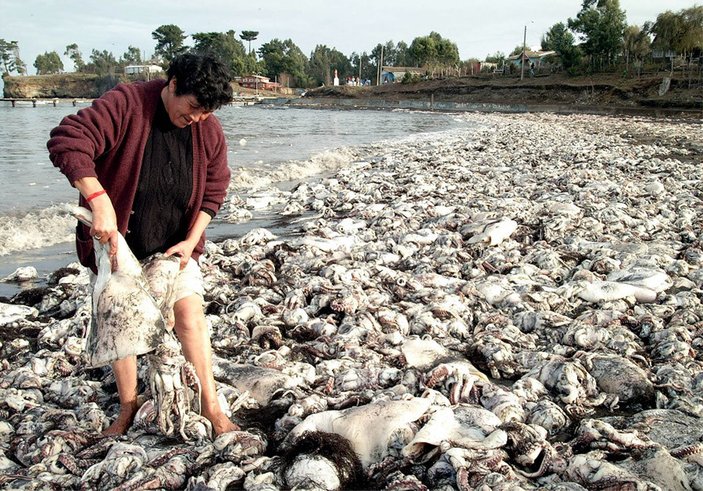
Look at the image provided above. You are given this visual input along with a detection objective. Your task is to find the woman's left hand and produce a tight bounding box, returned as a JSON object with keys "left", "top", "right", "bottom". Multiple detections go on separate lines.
{"left": 165, "top": 241, "right": 196, "bottom": 270}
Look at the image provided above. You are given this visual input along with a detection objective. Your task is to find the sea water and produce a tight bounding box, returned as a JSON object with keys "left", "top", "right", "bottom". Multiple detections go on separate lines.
{"left": 0, "top": 102, "right": 476, "bottom": 295}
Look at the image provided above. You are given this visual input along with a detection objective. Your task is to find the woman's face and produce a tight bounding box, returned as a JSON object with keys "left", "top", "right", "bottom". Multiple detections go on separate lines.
{"left": 163, "top": 78, "right": 211, "bottom": 128}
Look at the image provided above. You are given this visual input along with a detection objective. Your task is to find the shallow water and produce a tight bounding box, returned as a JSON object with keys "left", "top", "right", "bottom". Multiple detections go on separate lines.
{"left": 0, "top": 104, "right": 463, "bottom": 216}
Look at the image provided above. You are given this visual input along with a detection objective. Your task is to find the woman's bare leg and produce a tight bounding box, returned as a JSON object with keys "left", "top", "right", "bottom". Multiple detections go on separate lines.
{"left": 102, "top": 355, "right": 139, "bottom": 435}
{"left": 174, "top": 294, "right": 239, "bottom": 435}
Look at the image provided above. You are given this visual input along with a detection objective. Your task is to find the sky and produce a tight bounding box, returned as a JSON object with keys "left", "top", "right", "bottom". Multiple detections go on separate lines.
{"left": 2, "top": 0, "right": 698, "bottom": 74}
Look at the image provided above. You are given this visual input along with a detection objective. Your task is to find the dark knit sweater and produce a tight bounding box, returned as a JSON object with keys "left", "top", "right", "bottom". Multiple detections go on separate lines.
{"left": 127, "top": 98, "right": 193, "bottom": 260}
{"left": 47, "top": 79, "right": 231, "bottom": 272}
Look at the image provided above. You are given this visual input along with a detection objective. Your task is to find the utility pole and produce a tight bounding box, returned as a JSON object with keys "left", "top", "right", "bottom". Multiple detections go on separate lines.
{"left": 377, "top": 45, "right": 384, "bottom": 85}
{"left": 358, "top": 55, "right": 362, "bottom": 84}
{"left": 520, "top": 25, "right": 527, "bottom": 81}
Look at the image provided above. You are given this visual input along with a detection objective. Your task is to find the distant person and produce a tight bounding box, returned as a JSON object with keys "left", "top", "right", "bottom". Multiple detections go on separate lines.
{"left": 47, "top": 53, "right": 239, "bottom": 437}
{"left": 530, "top": 62, "right": 535, "bottom": 77}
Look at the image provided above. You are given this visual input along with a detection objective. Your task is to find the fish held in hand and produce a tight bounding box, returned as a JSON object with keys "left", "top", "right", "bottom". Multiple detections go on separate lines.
{"left": 69, "top": 205, "right": 166, "bottom": 368}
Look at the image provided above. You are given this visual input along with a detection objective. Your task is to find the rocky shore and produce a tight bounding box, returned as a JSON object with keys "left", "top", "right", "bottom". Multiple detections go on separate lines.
{"left": 1, "top": 112, "right": 703, "bottom": 489}
{"left": 2, "top": 73, "right": 111, "bottom": 99}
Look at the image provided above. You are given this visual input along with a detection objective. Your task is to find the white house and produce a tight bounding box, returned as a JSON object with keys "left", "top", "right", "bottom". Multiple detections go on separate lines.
{"left": 124, "top": 65, "right": 163, "bottom": 75}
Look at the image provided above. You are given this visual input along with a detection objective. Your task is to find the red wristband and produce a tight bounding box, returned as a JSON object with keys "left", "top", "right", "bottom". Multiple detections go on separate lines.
{"left": 86, "top": 190, "right": 106, "bottom": 202}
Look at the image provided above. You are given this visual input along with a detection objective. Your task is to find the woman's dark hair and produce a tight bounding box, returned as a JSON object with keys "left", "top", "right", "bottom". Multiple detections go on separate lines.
{"left": 166, "top": 53, "right": 233, "bottom": 111}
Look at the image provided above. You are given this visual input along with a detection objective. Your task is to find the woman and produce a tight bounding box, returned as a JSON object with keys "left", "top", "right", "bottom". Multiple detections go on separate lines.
{"left": 48, "top": 53, "right": 239, "bottom": 436}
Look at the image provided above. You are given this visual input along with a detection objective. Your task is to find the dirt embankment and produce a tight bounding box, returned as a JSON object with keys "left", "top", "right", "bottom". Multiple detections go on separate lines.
{"left": 304, "top": 73, "right": 703, "bottom": 112}
{"left": 4, "top": 72, "right": 700, "bottom": 112}
{"left": 2, "top": 73, "right": 110, "bottom": 98}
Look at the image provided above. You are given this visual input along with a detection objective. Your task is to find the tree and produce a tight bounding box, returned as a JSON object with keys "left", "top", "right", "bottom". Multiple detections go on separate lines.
{"left": 258, "top": 38, "right": 310, "bottom": 87}
{"left": 152, "top": 24, "right": 186, "bottom": 63}
{"left": 542, "top": 22, "right": 575, "bottom": 53}
{"left": 121, "top": 45, "right": 142, "bottom": 65}
{"left": 651, "top": 7, "right": 703, "bottom": 81}
{"left": 0, "top": 39, "right": 26, "bottom": 75}
{"left": 239, "top": 31, "right": 259, "bottom": 55}
{"left": 679, "top": 6, "right": 703, "bottom": 86}
{"left": 408, "top": 36, "right": 436, "bottom": 68}
{"left": 369, "top": 43, "right": 386, "bottom": 82}
{"left": 307, "top": 45, "right": 352, "bottom": 86}
{"left": 366, "top": 39, "right": 418, "bottom": 76}
{"left": 65, "top": 43, "right": 85, "bottom": 72}
{"left": 192, "top": 30, "right": 251, "bottom": 76}
{"left": 16, "top": 57, "right": 27, "bottom": 75}
{"left": 541, "top": 22, "right": 582, "bottom": 71}
{"left": 679, "top": 6, "right": 703, "bottom": 70}
{"left": 376, "top": 41, "right": 398, "bottom": 66}
{"left": 568, "top": 0, "right": 627, "bottom": 70}
{"left": 408, "top": 32, "right": 460, "bottom": 77}
{"left": 349, "top": 51, "right": 374, "bottom": 82}
{"left": 650, "top": 10, "right": 683, "bottom": 60}
{"left": 83, "top": 49, "right": 118, "bottom": 75}
{"left": 34, "top": 51, "right": 64, "bottom": 74}
{"left": 395, "top": 41, "right": 411, "bottom": 67}
{"left": 485, "top": 51, "right": 506, "bottom": 65}
{"left": 622, "top": 25, "right": 650, "bottom": 75}
{"left": 652, "top": 7, "right": 703, "bottom": 61}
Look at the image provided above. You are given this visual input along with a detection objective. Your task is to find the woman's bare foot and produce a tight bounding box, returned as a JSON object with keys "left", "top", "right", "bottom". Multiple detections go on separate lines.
{"left": 203, "top": 408, "right": 240, "bottom": 436}
{"left": 102, "top": 402, "right": 138, "bottom": 436}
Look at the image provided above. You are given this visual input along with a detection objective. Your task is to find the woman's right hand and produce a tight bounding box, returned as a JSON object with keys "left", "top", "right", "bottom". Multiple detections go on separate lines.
{"left": 89, "top": 193, "right": 119, "bottom": 257}
{"left": 75, "top": 177, "right": 119, "bottom": 257}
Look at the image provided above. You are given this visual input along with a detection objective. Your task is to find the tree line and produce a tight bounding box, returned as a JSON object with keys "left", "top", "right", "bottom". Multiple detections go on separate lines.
{"left": 1, "top": 1, "right": 702, "bottom": 88}
{"left": 0, "top": 23, "right": 460, "bottom": 89}
{"left": 485, "top": 1, "right": 702, "bottom": 78}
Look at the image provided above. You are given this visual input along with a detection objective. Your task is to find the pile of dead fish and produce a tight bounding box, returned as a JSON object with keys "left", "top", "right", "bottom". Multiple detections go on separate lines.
{"left": 1, "top": 112, "right": 703, "bottom": 490}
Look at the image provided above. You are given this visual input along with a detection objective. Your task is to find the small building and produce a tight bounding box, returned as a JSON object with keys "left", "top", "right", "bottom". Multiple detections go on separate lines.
{"left": 236, "top": 75, "right": 281, "bottom": 91}
{"left": 506, "top": 50, "right": 556, "bottom": 71}
{"left": 479, "top": 61, "right": 498, "bottom": 73}
{"left": 651, "top": 49, "right": 677, "bottom": 60}
{"left": 124, "top": 65, "right": 163, "bottom": 75}
{"left": 381, "top": 66, "right": 426, "bottom": 83}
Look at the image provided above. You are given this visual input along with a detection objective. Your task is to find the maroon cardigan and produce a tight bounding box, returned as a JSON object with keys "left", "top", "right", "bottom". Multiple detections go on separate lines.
{"left": 48, "top": 79, "right": 231, "bottom": 272}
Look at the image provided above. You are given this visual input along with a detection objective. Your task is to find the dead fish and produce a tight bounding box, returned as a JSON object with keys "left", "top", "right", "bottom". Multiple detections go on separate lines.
{"left": 0, "top": 303, "right": 38, "bottom": 326}
{"left": 463, "top": 218, "right": 518, "bottom": 246}
{"left": 141, "top": 253, "right": 181, "bottom": 329}
{"left": 68, "top": 206, "right": 165, "bottom": 368}
{"left": 400, "top": 337, "right": 454, "bottom": 371}
{"left": 1, "top": 266, "right": 38, "bottom": 283}
{"left": 285, "top": 397, "right": 432, "bottom": 469}
{"left": 565, "top": 279, "right": 657, "bottom": 303}
{"left": 403, "top": 404, "right": 507, "bottom": 463}
{"left": 212, "top": 358, "right": 302, "bottom": 406}
{"left": 282, "top": 431, "right": 363, "bottom": 491}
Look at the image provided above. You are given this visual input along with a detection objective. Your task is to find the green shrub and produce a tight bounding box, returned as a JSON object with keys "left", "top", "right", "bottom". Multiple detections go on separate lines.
{"left": 401, "top": 72, "right": 421, "bottom": 84}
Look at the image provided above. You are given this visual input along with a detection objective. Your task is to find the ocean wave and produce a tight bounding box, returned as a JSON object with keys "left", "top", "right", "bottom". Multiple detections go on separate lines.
{"left": 0, "top": 149, "right": 363, "bottom": 257}
{"left": 0, "top": 204, "right": 76, "bottom": 256}
{"left": 227, "top": 123, "right": 478, "bottom": 193}
{"left": 230, "top": 147, "right": 361, "bottom": 191}
{"left": 0, "top": 125, "right": 478, "bottom": 257}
